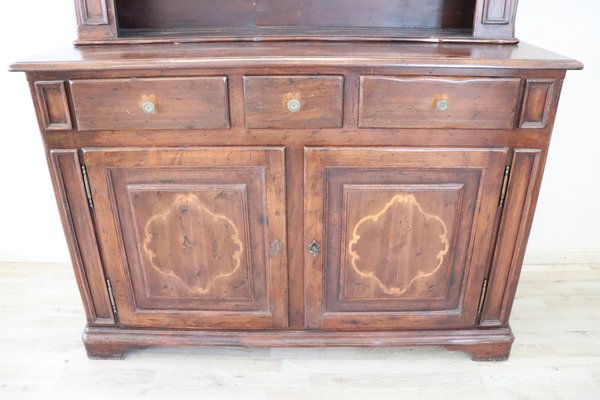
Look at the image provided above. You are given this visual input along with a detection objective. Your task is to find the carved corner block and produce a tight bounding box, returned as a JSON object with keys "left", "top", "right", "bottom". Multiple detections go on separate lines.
{"left": 34, "top": 81, "right": 72, "bottom": 131}
{"left": 520, "top": 80, "right": 558, "bottom": 129}
{"left": 473, "top": 0, "right": 518, "bottom": 40}
{"left": 74, "top": 0, "right": 117, "bottom": 42}
{"left": 75, "top": 0, "right": 109, "bottom": 26}
{"left": 482, "top": 0, "right": 516, "bottom": 25}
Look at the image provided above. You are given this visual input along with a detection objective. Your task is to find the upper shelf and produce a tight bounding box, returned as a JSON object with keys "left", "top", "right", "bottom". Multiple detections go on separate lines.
{"left": 74, "top": 0, "right": 520, "bottom": 45}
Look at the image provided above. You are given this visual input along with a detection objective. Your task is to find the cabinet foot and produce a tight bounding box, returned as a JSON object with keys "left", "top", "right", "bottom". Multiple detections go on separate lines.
{"left": 84, "top": 342, "right": 130, "bottom": 359}
{"left": 83, "top": 327, "right": 148, "bottom": 359}
{"left": 446, "top": 341, "right": 512, "bottom": 361}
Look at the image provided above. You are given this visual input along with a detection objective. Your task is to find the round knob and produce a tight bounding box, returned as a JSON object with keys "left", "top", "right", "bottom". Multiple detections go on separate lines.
{"left": 141, "top": 100, "right": 156, "bottom": 115}
{"left": 435, "top": 98, "right": 449, "bottom": 112}
{"left": 287, "top": 99, "right": 301, "bottom": 113}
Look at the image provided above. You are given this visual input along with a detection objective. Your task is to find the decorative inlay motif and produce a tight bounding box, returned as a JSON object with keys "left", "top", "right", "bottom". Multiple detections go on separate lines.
{"left": 348, "top": 194, "right": 450, "bottom": 296}
{"left": 142, "top": 194, "right": 243, "bottom": 295}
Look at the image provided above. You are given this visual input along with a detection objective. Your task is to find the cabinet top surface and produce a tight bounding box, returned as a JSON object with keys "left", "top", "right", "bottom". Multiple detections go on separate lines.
{"left": 11, "top": 42, "right": 582, "bottom": 72}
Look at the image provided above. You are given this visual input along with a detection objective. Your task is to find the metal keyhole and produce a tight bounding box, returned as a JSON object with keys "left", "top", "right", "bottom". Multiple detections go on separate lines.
{"left": 271, "top": 239, "right": 282, "bottom": 256}
{"left": 308, "top": 240, "right": 321, "bottom": 256}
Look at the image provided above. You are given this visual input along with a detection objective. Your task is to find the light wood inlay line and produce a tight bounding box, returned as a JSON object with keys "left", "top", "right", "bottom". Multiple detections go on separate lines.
{"left": 142, "top": 194, "right": 243, "bottom": 295}
{"left": 348, "top": 194, "right": 450, "bottom": 295}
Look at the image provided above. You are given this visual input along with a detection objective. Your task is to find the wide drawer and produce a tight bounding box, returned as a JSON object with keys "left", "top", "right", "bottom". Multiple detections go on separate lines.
{"left": 244, "top": 75, "right": 344, "bottom": 129}
{"left": 359, "top": 76, "right": 521, "bottom": 129}
{"left": 70, "top": 77, "right": 229, "bottom": 131}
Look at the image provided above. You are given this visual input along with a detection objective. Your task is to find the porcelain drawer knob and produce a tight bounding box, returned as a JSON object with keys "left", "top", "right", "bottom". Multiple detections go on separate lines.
{"left": 435, "top": 98, "right": 449, "bottom": 112}
{"left": 141, "top": 100, "right": 157, "bottom": 115}
{"left": 287, "top": 98, "right": 301, "bottom": 113}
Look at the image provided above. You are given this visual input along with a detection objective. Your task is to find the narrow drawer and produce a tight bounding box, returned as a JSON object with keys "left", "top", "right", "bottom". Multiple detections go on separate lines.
{"left": 244, "top": 76, "right": 344, "bottom": 129}
{"left": 359, "top": 76, "right": 521, "bottom": 129}
{"left": 71, "top": 77, "right": 229, "bottom": 131}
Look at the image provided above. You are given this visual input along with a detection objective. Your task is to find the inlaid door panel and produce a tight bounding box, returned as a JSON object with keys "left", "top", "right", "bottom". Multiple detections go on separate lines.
{"left": 83, "top": 147, "right": 287, "bottom": 329}
{"left": 305, "top": 147, "right": 509, "bottom": 330}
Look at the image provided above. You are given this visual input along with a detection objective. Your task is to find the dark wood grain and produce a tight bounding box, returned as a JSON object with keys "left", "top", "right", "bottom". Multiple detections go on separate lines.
{"left": 71, "top": 77, "right": 230, "bottom": 130}
{"left": 47, "top": 150, "right": 115, "bottom": 326}
{"left": 74, "top": 0, "right": 117, "bottom": 41}
{"left": 116, "top": 0, "right": 475, "bottom": 30}
{"left": 473, "top": 0, "right": 518, "bottom": 40}
{"left": 71, "top": 0, "right": 524, "bottom": 44}
{"left": 520, "top": 80, "right": 558, "bottom": 129}
{"left": 9, "top": 42, "right": 584, "bottom": 73}
{"left": 244, "top": 75, "right": 344, "bottom": 129}
{"left": 33, "top": 81, "right": 72, "bottom": 130}
{"left": 480, "top": 149, "right": 543, "bottom": 327}
{"left": 359, "top": 76, "right": 521, "bottom": 129}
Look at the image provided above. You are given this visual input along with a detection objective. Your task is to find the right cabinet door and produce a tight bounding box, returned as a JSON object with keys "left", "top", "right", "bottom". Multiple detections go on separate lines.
{"left": 304, "top": 147, "right": 509, "bottom": 330}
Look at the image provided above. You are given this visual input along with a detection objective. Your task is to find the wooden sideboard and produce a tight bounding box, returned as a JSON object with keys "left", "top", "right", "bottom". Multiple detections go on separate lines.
{"left": 11, "top": 0, "right": 582, "bottom": 361}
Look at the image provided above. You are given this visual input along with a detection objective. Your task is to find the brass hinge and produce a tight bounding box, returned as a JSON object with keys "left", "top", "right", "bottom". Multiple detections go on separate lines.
{"left": 80, "top": 165, "right": 94, "bottom": 208}
{"left": 498, "top": 165, "right": 511, "bottom": 208}
{"left": 106, "top": 278, "right": 118, "bottom": 316}
{"left": 477, "top": 278, "right": 489, "bottom": 315}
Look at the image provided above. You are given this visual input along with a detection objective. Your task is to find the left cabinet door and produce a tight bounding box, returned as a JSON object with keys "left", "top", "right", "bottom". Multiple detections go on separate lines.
{"left": 82, "top": 147, "right": 288, "bottom": 329}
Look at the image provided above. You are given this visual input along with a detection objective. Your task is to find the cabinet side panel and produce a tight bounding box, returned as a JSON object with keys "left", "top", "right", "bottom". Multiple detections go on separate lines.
{"left": 75, "top": 0, "right": 117, "bottom": 41}
{"left": 473, "top": 0, "right": 518, "bottom": 40}
{"left": 77, "top": 0, "right": 109, "bottom": 25}
{"left": 49, "top": 150, "right": 115, "bottom": 325}
{"left": 480, "top": 149, "right": 541, "bottom": 326}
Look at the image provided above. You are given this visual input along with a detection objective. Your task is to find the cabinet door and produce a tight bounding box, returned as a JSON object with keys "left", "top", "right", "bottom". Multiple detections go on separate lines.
{"left": 305, "top": 147, "right": 509, "bottom": 330}
{"left": 83, "top": 147, "right": 287, "bottom": 329}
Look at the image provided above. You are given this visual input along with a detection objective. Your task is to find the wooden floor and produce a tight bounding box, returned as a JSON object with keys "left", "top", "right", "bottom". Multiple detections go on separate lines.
{"left": 0, "top": 262, "right": 598, "bottom": 399}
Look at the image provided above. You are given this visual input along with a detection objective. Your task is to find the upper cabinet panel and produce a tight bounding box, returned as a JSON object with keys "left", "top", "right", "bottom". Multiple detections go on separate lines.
{"left": 473, "top": 0, "right": 519, "bottom": 40}
{"left": 74, "top": 0, "right": 117, "bottom": 40}
{"left": 73, "top": 0, "right": 519, "bottom": 44}
{"left": 76, "top": 0, "right": 109, "bottom": 25}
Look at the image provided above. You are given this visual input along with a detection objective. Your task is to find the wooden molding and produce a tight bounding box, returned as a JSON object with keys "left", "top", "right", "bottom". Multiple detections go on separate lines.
{"left": 520, "top": 79, "right": 558, "bottom": 129}
{"left": 482, "top": 0, "right": 513, "bottom": 24}
{"left": 33, "top": 81, "right": 72, "bottom": 131}
{"left": 83, "top": 325, "right": 514, "bottom": 361}
{"left": 76, "top": 0, "right": 109, "bottom": 26}
{"left": 473, "top": 0, "right": 518, "bottom": 40}
{"left": 75, "top": 0, "right": 117, "bottom": 41}
{"left": 481, "top": 149, "right": 542, "bottom": 327}
{"left": 48, "top": 150, "right": 115, "bottom": 326}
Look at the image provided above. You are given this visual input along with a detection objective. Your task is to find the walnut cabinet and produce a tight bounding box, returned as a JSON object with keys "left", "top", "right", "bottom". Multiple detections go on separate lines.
{"left": 11, "top": 0, "right": 582, "bottom": 361}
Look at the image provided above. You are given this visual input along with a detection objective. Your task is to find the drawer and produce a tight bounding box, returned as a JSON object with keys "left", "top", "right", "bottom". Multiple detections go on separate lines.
{"left": 71, "top": 77, "right": 229, "bottom": 131}
{"left": 244, "top": 76, "right": 344, "bottom": 129}
{"left": 359, "top": 76, "right": 521, "bottom": 129}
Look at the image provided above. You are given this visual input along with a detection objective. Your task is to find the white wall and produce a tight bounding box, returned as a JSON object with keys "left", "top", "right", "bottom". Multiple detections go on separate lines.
{"left": 1, "top": 1, "right": 76, "bottom": 262}
{"left": 0, "top": 1, "right": 598, "bottom": 263}
{"left": 517, "top": 1, "right": 600, "bottom": 262}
